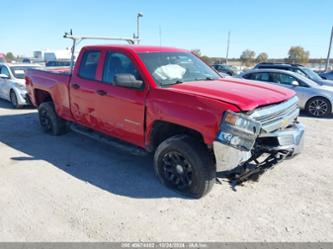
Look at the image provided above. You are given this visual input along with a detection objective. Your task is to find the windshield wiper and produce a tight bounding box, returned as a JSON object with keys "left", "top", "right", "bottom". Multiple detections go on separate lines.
{"left": 194, "top": 77, "right": 215, "bottom": 81}
{"left": 164, "top": 80, "right": 184, "bottom": 86}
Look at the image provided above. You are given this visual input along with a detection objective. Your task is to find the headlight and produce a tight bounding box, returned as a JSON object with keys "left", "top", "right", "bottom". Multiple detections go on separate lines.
{"left": 15, "top": 84, "right": 26, "bottom": 91}
{"left": 216, "top": 111, "right": 261, "bottom": 151}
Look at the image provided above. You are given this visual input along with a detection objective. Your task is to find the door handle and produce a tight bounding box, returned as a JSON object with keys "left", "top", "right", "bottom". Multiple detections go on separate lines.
{"left": 96, "top": 90, "right": 107, "bottom": 96}
{"left": 72, "top": 83, "right": 80, "bottom": 89}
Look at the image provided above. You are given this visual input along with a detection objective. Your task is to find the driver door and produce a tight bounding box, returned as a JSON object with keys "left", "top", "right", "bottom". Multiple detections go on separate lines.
{"left": 95, "top": 50, "right": 147, "bottom": 147}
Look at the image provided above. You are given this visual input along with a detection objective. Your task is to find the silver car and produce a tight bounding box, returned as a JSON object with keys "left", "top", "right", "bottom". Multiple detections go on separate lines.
{"left": 240, "top": 69, "right": 333, "bottom": 117}
{"left": 0, "top": 63, "right": 41, "bottom": 108}
{"left": 320, "top": 70, "right": 333, "bottom": 81}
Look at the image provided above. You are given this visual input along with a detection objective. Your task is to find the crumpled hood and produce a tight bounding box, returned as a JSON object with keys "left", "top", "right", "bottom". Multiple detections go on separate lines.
{"left": 168, "top": 78, "right": 295, "bottom": 111}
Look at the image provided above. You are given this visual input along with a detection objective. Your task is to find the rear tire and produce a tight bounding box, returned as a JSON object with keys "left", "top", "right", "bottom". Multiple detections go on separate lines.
{"left": 154, "top": 135, "right": 216, "bottom": 198}
{"left": 305, "top": 97, "right": 331, "bottom": 117}
{"left": 38, "top": 102, "right": 67, "bottom": 135}
{"left": 10, "top": 90, "right": 22, "bottom": 109}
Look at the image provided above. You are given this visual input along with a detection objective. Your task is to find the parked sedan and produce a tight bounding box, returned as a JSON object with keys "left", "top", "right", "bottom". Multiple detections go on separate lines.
{"left": 241, "top": 69, "right": 333, "bottom": 117}
{"left": 255, "top": 63, "right": 333, "bottom": 86}
{"left": 212, "top": 64, "right": 240, "bottom": 76}
{"left": 0, "top": 63, "right": 41, "bottom": 108}
{"left": 320, "top": 71, "right": 333, "bottom": 80}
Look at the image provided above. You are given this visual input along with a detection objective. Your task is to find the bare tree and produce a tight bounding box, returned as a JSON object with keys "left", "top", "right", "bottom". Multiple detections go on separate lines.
{"left": 191, "top": 49, "right": 213, "bottom": 64}
{"left": 191, "top": 49, "right": 202, "bottom": 57}
{"left": 240, "top": 49, "right": 256, "bottom": 66}
{"left": 5, "top": 52, "right": 15, "bottom": 62}
{"left": 256, "top": 52, "right": 268, "bottom": 63}
{"left": 287, "top": 46, "right": 310, "bottom": 64}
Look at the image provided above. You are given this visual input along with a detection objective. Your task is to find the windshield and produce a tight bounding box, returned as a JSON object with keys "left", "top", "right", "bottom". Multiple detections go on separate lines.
{"left": 301, "top": 67, "right": 323, "bottom": 82}
{"left": 139, "top": 52, "right": 220, "bottom": 86}
{"left": 10, "top": 66, "right": 39, "bottom": 79}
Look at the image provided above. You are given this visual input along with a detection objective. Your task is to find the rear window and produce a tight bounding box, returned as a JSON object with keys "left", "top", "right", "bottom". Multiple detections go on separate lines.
{"left": 78, "top": 51, "right": 100, "bottom": 80}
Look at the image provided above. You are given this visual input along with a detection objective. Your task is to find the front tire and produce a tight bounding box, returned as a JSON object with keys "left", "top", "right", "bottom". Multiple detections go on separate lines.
{"left": 305, "top": 97, "right": 331, "bottom": 117}
{"left": 10, "top": 90, "right": 22, "bottom": 109}
{"left": 154, "top": 135, "right": 216, "bottom": 198}
{"left": 38, "top": 102, "right": 67, "bottom": 135}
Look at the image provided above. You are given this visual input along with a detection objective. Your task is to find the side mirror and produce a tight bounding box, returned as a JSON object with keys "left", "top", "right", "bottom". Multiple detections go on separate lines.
{"left": 0, "top": 73, "right": 9, "bottom": 79}
{"left": 114, "top": 74, "right": 143, "bottom": 89}
{"left": 291, "top": 80, "right": 299, "bottom": 87}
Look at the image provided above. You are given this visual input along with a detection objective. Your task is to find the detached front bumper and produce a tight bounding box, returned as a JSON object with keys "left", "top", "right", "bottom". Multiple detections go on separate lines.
{"left": 213, "top": 122, "right": 304, "bottom": 172}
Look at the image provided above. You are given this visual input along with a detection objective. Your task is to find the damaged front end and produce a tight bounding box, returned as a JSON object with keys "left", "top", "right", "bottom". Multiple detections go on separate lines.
{"left": 213, "top": 96, "right": 304, "bottom": 182}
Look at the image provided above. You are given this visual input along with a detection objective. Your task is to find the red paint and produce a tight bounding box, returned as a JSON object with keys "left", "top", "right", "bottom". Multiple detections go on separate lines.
{"left": 26, "top": 45, "right": 296, "bottom": 149}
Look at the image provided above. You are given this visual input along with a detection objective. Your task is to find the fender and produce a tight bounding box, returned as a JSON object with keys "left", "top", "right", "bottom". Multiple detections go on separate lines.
{"left": 144, "top": 88, "right": 240, "bottom": 147}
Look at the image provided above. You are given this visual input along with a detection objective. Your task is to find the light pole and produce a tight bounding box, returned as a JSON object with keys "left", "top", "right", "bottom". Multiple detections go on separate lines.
{"left": 325, "top": 26, "right": 333, "bottom": 72}
{"left": 136, "top": 12, "right": 144, "bottom": 44}
{"left": 225, "top": 31, "right": 230, "bottom": 64}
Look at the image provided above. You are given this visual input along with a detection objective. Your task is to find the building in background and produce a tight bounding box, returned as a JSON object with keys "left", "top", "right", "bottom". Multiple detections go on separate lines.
{"left": 33, "top": 49, "right": 72, "bottom": 62}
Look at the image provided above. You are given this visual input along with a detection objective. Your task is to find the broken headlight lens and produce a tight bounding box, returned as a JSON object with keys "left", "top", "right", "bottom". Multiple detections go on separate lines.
{"left": 216, "top": 111, "right": 261, "bottom": 151}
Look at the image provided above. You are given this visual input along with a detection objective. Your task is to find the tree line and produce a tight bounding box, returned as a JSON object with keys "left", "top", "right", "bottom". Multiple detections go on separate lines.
{"left": 3, "top": 52, "right": 16, "bottom": 62}
{"left": 4, "top": 46, "right": 311, "bottom": 67}
{"left": 192, "top": 46, "right": 310, "bottom": 66}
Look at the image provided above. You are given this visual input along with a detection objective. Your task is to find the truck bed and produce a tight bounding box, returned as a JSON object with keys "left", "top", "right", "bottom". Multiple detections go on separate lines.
{"left": 26, "top": 67, "right": 73, "bottom": 121}
{"left": 31, "top": 66, "right": 71, "bottom": 75}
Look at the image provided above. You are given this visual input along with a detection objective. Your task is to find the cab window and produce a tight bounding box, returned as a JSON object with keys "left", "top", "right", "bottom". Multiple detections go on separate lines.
{"left": 78, "top": 51, "right": 101, "bottom": 80}
{"left": 102, "top": 52, "right": 141, "bottom": 84}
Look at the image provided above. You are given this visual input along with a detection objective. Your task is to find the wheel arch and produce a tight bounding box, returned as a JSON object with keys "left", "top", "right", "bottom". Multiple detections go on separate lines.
{"left": 9, "top": 88, "right": 17, "bottom": 101}
{"left": 148, "top": 120, "right": 207, "bottom": 152}
{"left": 305, "top": 95, "right": 332, "bottom": 108}
{"left": 33, "top": 89, "right": 53, "bottom": 106}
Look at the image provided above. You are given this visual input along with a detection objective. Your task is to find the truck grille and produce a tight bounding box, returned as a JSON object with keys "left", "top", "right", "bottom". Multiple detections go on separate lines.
{"left": 250, "top": 96, "right": 299, "bottom": 133}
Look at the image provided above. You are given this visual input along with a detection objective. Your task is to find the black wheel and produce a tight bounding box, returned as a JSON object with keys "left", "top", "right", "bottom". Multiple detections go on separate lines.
{"left": 38, "top": 102, "right": 67, "bottom": 135}
{"left": 154, "top": 135, "right": 216, "bottom": 198}
{"left": 10, "top": 90, "right": 22, "bottom": 109}
{"left": 306, "top": 97, "right": 331, "bottom": 117}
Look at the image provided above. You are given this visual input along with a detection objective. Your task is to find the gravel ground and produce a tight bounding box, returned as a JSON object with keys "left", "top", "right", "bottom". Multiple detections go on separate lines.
{"left": 0, "top": 99, "right": 332, "bottom": 242}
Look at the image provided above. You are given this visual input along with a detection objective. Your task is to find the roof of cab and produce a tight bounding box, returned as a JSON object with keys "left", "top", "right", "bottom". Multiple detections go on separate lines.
{"left": 82, "top": 45, "right": 189, "bottom": 53}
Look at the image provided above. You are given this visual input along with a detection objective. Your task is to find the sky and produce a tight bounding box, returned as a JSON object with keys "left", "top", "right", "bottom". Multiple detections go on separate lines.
{"left": 1, "top": 0, "right": 332, "bottom": 59}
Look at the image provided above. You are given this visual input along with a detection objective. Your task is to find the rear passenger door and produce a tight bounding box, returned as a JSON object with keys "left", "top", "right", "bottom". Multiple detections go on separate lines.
{"left": 69, "top": 49, "right": 102, "bottom": 128}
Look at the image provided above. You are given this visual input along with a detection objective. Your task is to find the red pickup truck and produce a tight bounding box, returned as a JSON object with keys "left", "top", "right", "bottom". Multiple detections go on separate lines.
{"left": 26, "top": 44, "right": 304, "bottom": 198}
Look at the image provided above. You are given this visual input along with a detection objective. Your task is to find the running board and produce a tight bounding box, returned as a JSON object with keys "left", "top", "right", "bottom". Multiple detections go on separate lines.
{"left": 70, "top": 124, "right": 148, "bottom": 156}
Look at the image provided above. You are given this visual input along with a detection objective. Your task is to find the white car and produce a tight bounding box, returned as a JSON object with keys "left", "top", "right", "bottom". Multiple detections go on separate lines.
{"left": 0, "top": 63, "right": 41, "bottom": 108}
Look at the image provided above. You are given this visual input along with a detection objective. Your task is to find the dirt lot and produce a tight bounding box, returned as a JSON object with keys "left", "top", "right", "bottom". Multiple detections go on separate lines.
{"left": 0, "top": 99, "right": 332, "bottom": 242}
